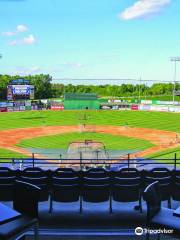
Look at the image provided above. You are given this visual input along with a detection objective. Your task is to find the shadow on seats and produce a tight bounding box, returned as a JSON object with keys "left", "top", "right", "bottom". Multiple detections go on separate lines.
{"left": 49, "top": 168, "right": 80, "bottom": 213}
{"left": 111, "top": 168, "right": 142, "bottom": 213}
{"left": 82, "top": 168, "right": 111, "bottom": 213}
{"left": 19, "top": 167, "right": 49, "bottom": 203}
{"left": 0, "top": 167, "right": 16, "bottom": 201}
{"left": 144, "top": 168, "right": 172, "bottom": 208}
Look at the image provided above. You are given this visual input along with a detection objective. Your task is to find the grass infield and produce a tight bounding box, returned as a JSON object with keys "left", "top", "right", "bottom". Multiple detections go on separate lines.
{"left": 17, "top": 132, "right": 154, "bottom": 151}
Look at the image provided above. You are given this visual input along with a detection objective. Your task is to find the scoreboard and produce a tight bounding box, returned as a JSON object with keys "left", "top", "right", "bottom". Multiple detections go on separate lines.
{"left": 12, "top": 85, "right": 31, "bottom": 95}
{"left": 7, "top": 79, "right": 34, "bottom": 100}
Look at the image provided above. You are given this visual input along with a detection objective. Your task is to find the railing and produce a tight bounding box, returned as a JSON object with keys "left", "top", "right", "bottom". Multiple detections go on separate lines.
{"left": 0, "top": 153, "right": 179, "bottom": 170}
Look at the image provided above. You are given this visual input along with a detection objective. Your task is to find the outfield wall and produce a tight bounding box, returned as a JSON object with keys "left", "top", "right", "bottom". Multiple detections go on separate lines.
{"left": 138, "top": 104, "right": 180, "bottom": 112}
{"left": 1, "top": 98, "right": 180, "bottom": 113}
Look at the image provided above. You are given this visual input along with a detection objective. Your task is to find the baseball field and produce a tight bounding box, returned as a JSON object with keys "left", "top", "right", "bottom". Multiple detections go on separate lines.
{"left": 0, "top": 110, "right": 180, "bottom": 165}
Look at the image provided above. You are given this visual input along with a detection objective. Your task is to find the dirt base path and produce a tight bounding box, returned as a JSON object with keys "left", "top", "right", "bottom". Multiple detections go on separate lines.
{"left": 0, "top": 125, "right": 179, "bottom": 158}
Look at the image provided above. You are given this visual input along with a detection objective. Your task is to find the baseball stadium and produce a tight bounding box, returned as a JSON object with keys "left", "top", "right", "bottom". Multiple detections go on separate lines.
{"left": 1, "top": 0, "right": 180, "bottom": 239}
{"left": 1, "top": 80, "right": 180, "bottom": 238}
{"left": 1, "top": 87, "right": 180, "bottom": 168}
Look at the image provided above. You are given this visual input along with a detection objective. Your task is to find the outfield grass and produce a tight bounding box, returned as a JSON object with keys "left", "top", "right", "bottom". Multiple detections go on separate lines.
{"left": 0, "top": 110, "right": 180, "bottom": 132}
{"left": 147, "top": 146, "right": 180, "bottom": 159}
{"left": 17, "top": 132, "right": 154, "bottom": 151}
{"left": 146, "top": 147, "right": 180, "bottom": 166}
{"left": 0, "top": 148, "right": 25, "bottom": 159}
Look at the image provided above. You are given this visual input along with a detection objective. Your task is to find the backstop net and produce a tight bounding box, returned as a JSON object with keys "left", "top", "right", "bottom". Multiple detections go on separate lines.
{"left": 66, "top": 140, "right": 109, "bottom": 160}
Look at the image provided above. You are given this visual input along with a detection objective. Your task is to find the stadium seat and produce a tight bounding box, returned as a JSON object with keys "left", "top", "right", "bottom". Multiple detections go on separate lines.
{"left": 14, "top": 180, "right": 40, "bottom": 218}
{"left": 49, "top": 168, "right": 81, "bottom": 213}
{"left": 19, "top": 167, "right": 49, "bottom": 202}
{"left": 144, "top": 168, "right": 172, "bottom": 208}
{"left": 171, "top": 170, "right": 180, "bottom": 201}
{"left": 111, "top": 168, "right": 142, "bottom": 213}
{"left": 83, "top": 167, "right": 110, "bottom": 178}
{"left": 143, "top": 181, "right": 180, "bottom": 239}
{"left": 52, "top": 167, "right": 79, "bottom": 178}
{"left": 0, "top": 167, "right": 16, "bottom": 201}
{"left": 81, "top": 176, "right": 112, "bottom": 213}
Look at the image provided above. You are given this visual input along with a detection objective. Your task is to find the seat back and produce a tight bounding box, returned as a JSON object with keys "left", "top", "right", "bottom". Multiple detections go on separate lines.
{"left": 112, "top": 176, "right": 141, "bottom": 202}
{"left": 53, "top": 168, "right": 78, "bottom": 178}
{"left": 144, "top": 168, "right": 171, "bottom": 201}
{"left": 13, "top": 180, "right": 41, "bottom": 218}
{"left": 83, "top": 177, "right": 110, "bottom": 202}
{"left": 118, "top": 168, "right": 140, "bottom": 177}
{"left": 0, "top": 167, "right": 16, "bottom": 201}
{"left": 171, "top": 170, "right": 180, "bottom": 201}
{"left": 19, "top": 167, "right": 49, "bottom": 201}
{"left": 84, "top": 168, "right": 109, "bottom": 178}
{"left": 112, "top": 168, "right": 141, "bottom": 202}
{"left": 143, "top": 181, "right": 161, "bottom": 222}
{"left": 51, "top": 175, "right": 80, "bottom": 202}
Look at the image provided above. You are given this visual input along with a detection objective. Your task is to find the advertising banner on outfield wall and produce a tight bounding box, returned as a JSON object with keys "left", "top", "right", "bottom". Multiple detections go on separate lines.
{"left": 7, "top": 102, "right": 14, "bottom": 107}
{"left": 13, "top": 106, "right": 20, "bottom": 111}
{"left": 173, "top": 107, "right": 180, "bottom": 112}
{"left": 0, "top": 107, "right": 7, "bottom": 112}
{"left": 32, "top": 105, "right": 38, "bottom": 110}
{"left": 25, "top": 101, "right": 31, "bottom": 107}
{"left": 131, "top": 105, "right": 138, "bottom": 110}
{"left": 139, "top": 104, "right": 151, "bottom": 111}
{"left": 0, "top": 102, "right": 7, "bottom": 107}
{"left": 150, "top": 105, "right": 169, "bottom": 112}
{"left": 19, "top": 106, "right": 25, "bottom": 111}
{"left": 25, "top": 106, "right": 32, "bottom": 111}
{"left": 7, "top": 107, "right": 13, "bottom": 112}
{"left": 169, "top": 107, "right": 175, "bottom": 112}
{"left": 51, "top": 105, "right": 64, "bottom": 111}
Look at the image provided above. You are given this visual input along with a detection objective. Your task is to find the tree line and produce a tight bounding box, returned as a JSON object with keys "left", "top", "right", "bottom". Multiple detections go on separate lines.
{"left": 0, "top": 74, "right": 179, "bottom": 100}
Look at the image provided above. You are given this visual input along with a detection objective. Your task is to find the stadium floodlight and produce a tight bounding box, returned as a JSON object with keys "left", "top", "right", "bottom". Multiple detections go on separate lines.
{"left": 170, "top": 57, "right": 180, "bottom": 105}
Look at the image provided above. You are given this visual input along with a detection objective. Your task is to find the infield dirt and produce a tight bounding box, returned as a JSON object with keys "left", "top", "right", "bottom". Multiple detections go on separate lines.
{"left": 0, "top": 125, "right": 179, "bottom": 158}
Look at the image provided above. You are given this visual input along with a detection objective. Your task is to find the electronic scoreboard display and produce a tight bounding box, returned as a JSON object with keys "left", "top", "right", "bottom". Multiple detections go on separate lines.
{"left": 7, "top": 78, "right": 34, "bottom": 100}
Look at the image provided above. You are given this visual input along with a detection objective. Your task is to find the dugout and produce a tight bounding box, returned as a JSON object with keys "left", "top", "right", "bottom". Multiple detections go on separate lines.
{"left": 64, "top": 93, "right": 100, "bottom": 110}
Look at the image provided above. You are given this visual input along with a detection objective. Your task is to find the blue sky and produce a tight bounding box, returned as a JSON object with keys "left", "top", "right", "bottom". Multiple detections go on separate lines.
{"left": 0, "top": 0, "right": 180, "bottom": 83}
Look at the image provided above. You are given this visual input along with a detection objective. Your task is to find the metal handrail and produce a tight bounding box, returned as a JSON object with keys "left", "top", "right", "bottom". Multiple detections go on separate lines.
{"left": 0, "top": 155, "right": 179, "bottom": 170}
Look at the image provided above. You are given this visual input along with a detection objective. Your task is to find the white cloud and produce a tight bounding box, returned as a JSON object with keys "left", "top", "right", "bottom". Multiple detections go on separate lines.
{"left": 2, "top": 31, "right": 16, "bottom": 36}
{"left": 2, "top": 24, "right": 28, "bottom": 37}
{"left": 9, "top": 34, "right": 36, "bottom": 45}
{"left": 22, "top": 34, "right": 36, "bottom": 45}
{"left": 119, "top": 0, "right": 171, "bottom": 20}
{"left": 16, "top": 24, "right": 28, "bottom": 32}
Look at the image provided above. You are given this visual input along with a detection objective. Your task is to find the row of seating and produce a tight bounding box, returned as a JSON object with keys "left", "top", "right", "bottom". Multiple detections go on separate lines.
{"left": 0, "top": 167, "right": 179, "bottom": 213}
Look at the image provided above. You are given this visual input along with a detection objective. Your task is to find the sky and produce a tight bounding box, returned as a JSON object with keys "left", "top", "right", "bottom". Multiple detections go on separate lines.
{"left": 0, "top": 0, "right": 180, "bottom": 84}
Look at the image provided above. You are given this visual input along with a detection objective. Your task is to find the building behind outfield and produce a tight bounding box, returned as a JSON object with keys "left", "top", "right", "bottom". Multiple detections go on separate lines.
{"left": 64, "top": 93, "right": 100, "bottom": 110}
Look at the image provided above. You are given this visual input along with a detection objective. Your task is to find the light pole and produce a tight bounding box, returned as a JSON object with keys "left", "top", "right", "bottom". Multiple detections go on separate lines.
{"left": 171, "top": 57, "right": 180, "bottom": 105}
{"left": 138, "top": 77, "right": 141, "bottom": 102}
